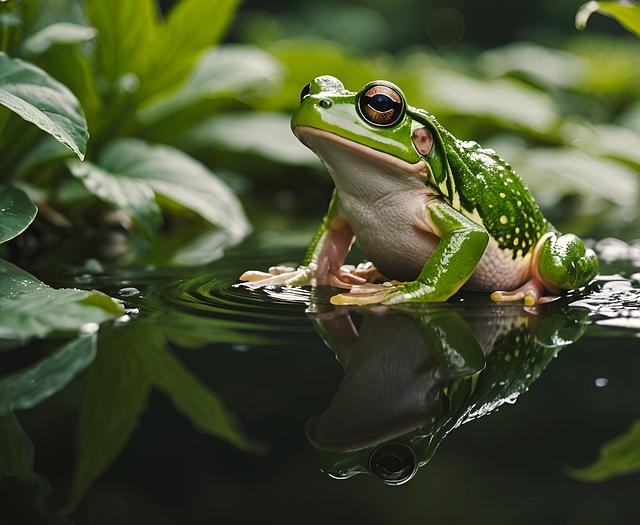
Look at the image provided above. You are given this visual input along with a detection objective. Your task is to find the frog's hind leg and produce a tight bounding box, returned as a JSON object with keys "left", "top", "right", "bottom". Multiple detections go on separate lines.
{"left": 532, "top": 232, "right": 599, "bottom": 293}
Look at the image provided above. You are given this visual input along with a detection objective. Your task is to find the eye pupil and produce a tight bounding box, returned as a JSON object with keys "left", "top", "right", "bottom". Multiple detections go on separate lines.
{"left": 358, "top": 84, "right": 404, "bottom": 127}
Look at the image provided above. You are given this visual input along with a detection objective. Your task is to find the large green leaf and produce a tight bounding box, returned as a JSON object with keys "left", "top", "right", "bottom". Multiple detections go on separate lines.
{"left": 0, "top": 52, "right": 88, "bottom": 159}
{"left": 182, "top": 112, "right": 319, "bottom": 166}
{"left": 576, "top": 1, "right": 640, "bottom": 36}
{"left": 85, "top": 0, "right": 159, "bottom": 86}
{"left": 98, "top": 139, "right": 250, "bottom": 241}
{"left": 571, "top": 420, "right": 640, "bottom": 481}
{"left": 0, "top": 335, "right": 97, "bottom": 415}
{"left": 137, "top": 0, "right": 240, "bottom": 101}
{"left": 67, "top": 159, "right": 161, "bottom": 238}
{"left": 20, "top": 22, "right": 97, "bottom": 55}
{"left": 0, "top": 184, "right": 38, "bottom": 244}
{"left": 0, "top": 258, "right": 123, "bottom": 341}
{"left": 138, "top": 44, "right": 284, "bottom": 125}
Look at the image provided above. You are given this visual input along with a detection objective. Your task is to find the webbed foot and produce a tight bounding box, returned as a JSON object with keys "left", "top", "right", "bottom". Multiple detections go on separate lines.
{"left": 490, "top": 279, "right": 558, "bottom": 306}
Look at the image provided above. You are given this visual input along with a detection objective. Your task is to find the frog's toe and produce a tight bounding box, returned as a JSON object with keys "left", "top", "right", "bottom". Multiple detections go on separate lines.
{"left": 237, "top": 267, "right": 310, "bottom": 288}
{"left": 330, "top": 282, "right": 396, "bottom": 305}
{"left": 490, "top": 279, "right": 557, "bottom": 306}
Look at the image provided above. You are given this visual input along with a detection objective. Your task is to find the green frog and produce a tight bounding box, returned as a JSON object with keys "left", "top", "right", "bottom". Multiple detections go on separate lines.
{"left": 239, "top": 76, "right": 599, "bottom": 305}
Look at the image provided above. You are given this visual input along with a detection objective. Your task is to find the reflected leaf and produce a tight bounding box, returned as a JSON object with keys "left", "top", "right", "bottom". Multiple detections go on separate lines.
{"left": 571, "top": 420, "right": 640, "bottom": 481}
{"left": 182, "top": 112, "right": 319, "bottom": 166}
{"left": 68, "top": 320, "right": 262, "bottom": 510}
{"left": 68, "top": 324, "right": 155, "bottom": 510}
{"left": 170, "top": 229, "right": 234, "bottom": 266}
{"left": 98, "top": 139, "right": 251, "bottom": 242}
{"left": 139, "top": 44, "right": 284, "bottom": 125}
{"left": 20, "top": 22, "right": 97, "bottom": 55}
{"left": 0, "top": 52, "right": 88, "bottom": 159}
{"left": 576, "top": 1, "right": 640, "bottom": 36}
{"left": 0, "top": 185, "right": 37, "bottom": 244}
{"left": 0, "top": 259, "right": 123, "bottom": 341}
{"left": 0, "top": 335, "right": 96, "bottom": 415}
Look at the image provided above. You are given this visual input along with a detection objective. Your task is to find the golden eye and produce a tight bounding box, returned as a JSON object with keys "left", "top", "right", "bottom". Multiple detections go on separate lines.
{"left": 358, "top": 84, "right": 404, "bottom": 127}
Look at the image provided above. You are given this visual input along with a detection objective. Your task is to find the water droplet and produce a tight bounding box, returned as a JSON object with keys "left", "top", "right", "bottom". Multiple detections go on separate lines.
{"left": 80, "top": 322, "right": 99, "bottom": 334}
{"left": 594, "top": 377, "right": 609, "bottom": 388}
{"left": 119, "top": 287, "right": 140, "bottom": 297}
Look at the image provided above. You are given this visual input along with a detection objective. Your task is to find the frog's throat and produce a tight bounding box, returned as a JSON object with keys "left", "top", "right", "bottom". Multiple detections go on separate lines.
{"left": 293, "top": 126, "right": 429, "bottom": 180}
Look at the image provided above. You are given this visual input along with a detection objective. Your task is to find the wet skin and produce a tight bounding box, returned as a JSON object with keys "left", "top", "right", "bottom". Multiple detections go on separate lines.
{"left": 239, "top": 76, "right": 599, "bottom": 305}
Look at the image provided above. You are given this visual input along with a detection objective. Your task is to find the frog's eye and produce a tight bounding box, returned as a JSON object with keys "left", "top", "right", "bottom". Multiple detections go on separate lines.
{"left": 300, "top": 83, "right": 311, "bottom": 103}
{"left": 358, "top": 84, "right": 405, "bottom": 127}
{"left": 369, "top": 442, "right": 416, "bottom": 485}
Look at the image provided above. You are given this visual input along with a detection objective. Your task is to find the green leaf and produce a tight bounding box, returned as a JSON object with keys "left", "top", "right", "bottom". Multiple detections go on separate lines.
{"left": 0, "top": 258, "right": 123, "bottom": 341}
{"left": 0, "top": 184, "right": 38, "bottom": 244}
{"left": 68, "top": 324, "right": 154, "bottom": 510}
{"left": 20, "top": 22, "right": 97, "bottom": 55}
{"left": 85, "top": 0, "right": 159, "bottom": 86}
{"left": 576, "top": 1, "right": 640, "bottom": 36}
{"left": 0, "top": 413, "right": 34, "bottom": 476}
{"left": 98, "top": 139, "right": 250, "bottom": 242}
{"left": 67, "top": 159, "right": 161, "bottom": 238}
{"left": 0, "top": 52, "right": 88, "bottom": 159}
{"left": 570, "top": 420, "right": 640, "bottom": 481}
{"left": 0, "top": 335, "right": 96, "bottom": 415}
{"left": 561, "top": 122, "right": 640, "bottom": 169}
{"left": 137, "top": 0, "right": 240, "bottom": 100}
{"left": 138, "top": 44, "right": 284, "bottom": 125}
{"left": 182, "top": 112, "right": 319, "bottom": 166}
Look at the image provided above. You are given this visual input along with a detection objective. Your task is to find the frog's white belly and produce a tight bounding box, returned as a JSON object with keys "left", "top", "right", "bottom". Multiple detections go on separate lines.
{"left": 340, "top": 190, "right": 531, "bottom": 291}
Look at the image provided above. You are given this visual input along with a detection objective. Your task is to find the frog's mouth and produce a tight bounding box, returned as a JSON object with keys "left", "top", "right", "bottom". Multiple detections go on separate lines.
{"left": 293, "top": 126, "right": 428, "bottom": 180}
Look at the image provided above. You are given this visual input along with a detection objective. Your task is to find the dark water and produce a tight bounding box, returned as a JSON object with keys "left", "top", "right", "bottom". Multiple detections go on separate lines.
{"left": 1, "top": 237, "right": 640, "bottom": 525}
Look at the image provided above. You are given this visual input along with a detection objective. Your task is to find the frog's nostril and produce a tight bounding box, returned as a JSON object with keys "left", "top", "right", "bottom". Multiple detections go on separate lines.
{"left": 300, "top": 83, "right": 311, "bottom": 103}
{"left": 319, "top": 99, "right": 333, "bottom": 109}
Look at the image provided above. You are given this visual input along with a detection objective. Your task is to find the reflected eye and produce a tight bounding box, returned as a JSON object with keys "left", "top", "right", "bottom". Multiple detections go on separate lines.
{"left": 358, "top": 84, "right": 404, "bottom": 127}
{"left": 370, "top": 443, "right": 416, "bottom": 485}
{"left": 300, "top": 83, "right": 311, "bottom": 103}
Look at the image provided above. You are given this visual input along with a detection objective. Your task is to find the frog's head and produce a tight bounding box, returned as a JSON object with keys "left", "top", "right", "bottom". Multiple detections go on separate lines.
{"left": 292, "top": 76, "right": 439, "bottom": 185}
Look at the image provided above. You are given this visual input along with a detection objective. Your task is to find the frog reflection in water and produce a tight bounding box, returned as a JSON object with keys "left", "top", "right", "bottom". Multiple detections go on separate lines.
{"left": 305, "top": 304, "right": 589, "bottom": 484}
{"left": 240, "top": 76, "right": 598, "bottom": 305}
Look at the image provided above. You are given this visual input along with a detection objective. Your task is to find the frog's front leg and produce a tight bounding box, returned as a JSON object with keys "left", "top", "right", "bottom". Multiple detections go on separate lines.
{"left": 239, "top": 192, "right": 372, "bottom": 289}
{"left": 331, "top": 202, "right": 489, "bottom": 305}
{"left": 491, "top": 231, "right": 599, "bottom": 305}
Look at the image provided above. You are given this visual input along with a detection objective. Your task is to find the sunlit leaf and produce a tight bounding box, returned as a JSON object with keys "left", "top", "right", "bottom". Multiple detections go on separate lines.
{"left": 0, "top": 185, "right": 38, "bottom": 244}
{"left": 0, "top": 52, "right": 88, "bottom": 159}
{"left": 561, "top": 122, "right": 640, "bottom": 168}
{"left": 20, "top": 22, "right": 97, "bottom": 55}
{"left": 85, "top": 0, "right": 159, "bottom": 86}
{"left": 478, "top": 42, "right": 586, "bottom": 89}
{"left": 514, "top": 147, "right": 639, "bottom": 211}
{"left": 182, "top": 112, "right": 319, "bottom": 166}
{"left": 139, "top": 44, "right": 284, "bottom": 124}
{"left": 68, "top": 324, "right": 154, "bottom": 510}
{"left": 0, "top": 259, "right": 123, "bottom": 341}
{"left": 67, "top": 159, "right": 161, "bottom": 238}
{"left": 576, "top": 1, "right": 640, "bottom": 36}
{"left": 0, "top": 335, "right": 97, "bottom": 415}
{"left": 137, "top": 0, "right": 240, "bottom": 100}
{"left": 571, "top": 420, "right": 640, "bottom": 481}
{"left": 421, "top": 69, "right": 560, "bottom": 134}
{"left": 98, "top": 139, "right": 251, "bottom": 242}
